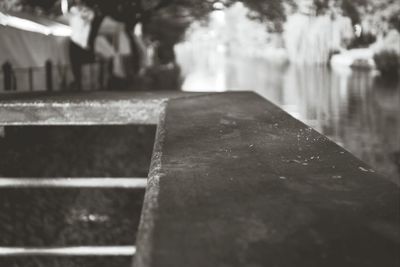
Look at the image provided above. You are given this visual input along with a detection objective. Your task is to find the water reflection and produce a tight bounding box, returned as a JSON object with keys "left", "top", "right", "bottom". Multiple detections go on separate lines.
{"left": 176, "top": 51, "right": 400, "bottom": 183}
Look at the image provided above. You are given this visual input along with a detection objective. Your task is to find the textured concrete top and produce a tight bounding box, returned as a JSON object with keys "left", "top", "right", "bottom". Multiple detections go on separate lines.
{"left": 1, "top": 91, "right": 399, "bottom": 267}
{"left": 0, "top": 91, "right": 186, "bottom": 125}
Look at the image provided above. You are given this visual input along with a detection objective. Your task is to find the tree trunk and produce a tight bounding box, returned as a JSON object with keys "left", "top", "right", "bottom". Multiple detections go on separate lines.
{"left": 88, "top": 14, "right": 105, "bottom": 54}
{"left": 124, "top": 23, "right": 142, "bottom": 76}
{"left": 69, "top": 13, "right": 104, "bottom": 90}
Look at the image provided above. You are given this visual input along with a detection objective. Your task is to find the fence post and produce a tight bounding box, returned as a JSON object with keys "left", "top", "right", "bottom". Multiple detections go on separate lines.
{"left": 107, "top": 58, "right": 113, "bottom": 90}
{"left": 29, "top": 67, "right": 34, "bottom": 91}
{"left": 60, "top": 65, "right": 67, "bottom": 91}
{"left": 45, "top": 60, "right": 53, "bottom": 92}
{"left": 2, "top": 61, "right": 17, "bottom": 91}
{"left": 90, "top": 63, "right": 93, "bottom": 91}
{"left": 99, "top": 59, "right": 104, "bottom": 90}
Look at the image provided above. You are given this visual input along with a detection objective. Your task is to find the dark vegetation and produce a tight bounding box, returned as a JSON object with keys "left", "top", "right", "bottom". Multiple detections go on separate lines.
{"left": 0, "top": 125, "right": 156, "bottom": 177}
{"left": 0, "top": 125, "right": 156, "bottom": 267}
{"left": 0, "top": 188, "right": 145, "bottom": 246}
{"left": 374, "top": 51, "right": 400, "bottom": 80}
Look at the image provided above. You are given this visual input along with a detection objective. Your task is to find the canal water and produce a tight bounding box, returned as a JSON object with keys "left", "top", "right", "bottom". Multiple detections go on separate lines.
{"left": 176, "top": 48, "right": 400, "bottom": 184}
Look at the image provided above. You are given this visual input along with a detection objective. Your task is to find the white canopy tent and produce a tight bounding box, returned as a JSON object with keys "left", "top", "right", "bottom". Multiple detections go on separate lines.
{"left": 0, "top": 10, "right": 128, "bottom": 69}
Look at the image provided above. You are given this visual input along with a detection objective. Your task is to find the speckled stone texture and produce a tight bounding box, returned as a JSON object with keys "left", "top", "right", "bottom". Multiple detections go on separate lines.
{"left": 1, "top": 91, "right": 399, "bottom": 267}
{"left": 135, "top": 92, "right": 399, "bottom": 267}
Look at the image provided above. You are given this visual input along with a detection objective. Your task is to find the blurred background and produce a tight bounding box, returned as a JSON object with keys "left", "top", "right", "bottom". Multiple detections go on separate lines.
{"left": 0, "top": 0, "right": 399, "bottom": 181}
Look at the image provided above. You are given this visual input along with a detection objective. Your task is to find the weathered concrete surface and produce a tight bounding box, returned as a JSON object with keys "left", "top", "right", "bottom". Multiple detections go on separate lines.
{"left": 1, "top": 91, "right": 399, "bottom": 267}
{"left": 0, "top": 91, "right": 194, "bottom": 125}
{"left": 135, "top": 92, "right": 399, "bottom": 267}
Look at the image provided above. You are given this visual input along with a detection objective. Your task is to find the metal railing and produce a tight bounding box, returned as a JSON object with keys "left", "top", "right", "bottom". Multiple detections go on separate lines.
{"left": 1, "top": 59, "right": 108, "bottom": 93}
{"left": 0, "top": 246, "right": 137, "bottom": 256}
{"left": 0, "top": 175, "right": 147, "bottom": 257}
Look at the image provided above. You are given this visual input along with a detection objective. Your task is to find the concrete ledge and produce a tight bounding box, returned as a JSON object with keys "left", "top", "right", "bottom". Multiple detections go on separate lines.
{"left": 0, "top": 91, "right": 168, "bottom": 125}
{"left": 0, "top": 91, "right": 398, "bottom": 267}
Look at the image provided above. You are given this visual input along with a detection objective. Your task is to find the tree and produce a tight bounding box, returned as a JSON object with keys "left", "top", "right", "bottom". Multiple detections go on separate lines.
{"left": 81, "top": 0, "right": 294, "bottom": 73}
{"left": 315, "top": 0, "right": 400, "bottom": 32}
{"left": 242, "top": 0, "right": 296, "bottom": 32}
{"left": 0, "top": 0, "right": 23, "bottom": 11}
{"left": 2, "top": 0, "right": 296, "bottom": 74}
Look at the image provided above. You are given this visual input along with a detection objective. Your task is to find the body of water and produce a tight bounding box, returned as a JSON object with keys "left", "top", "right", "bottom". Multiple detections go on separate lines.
{"left": 176, "top": 47, "right": 400, "bottom": 184}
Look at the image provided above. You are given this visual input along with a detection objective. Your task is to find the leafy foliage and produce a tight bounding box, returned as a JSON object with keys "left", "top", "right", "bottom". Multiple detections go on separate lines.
{"left": 242, "top": 0, "right": 296, "bottom": 32}
{"left": 316, "top": 0, "right": 400, "bottom": 32}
